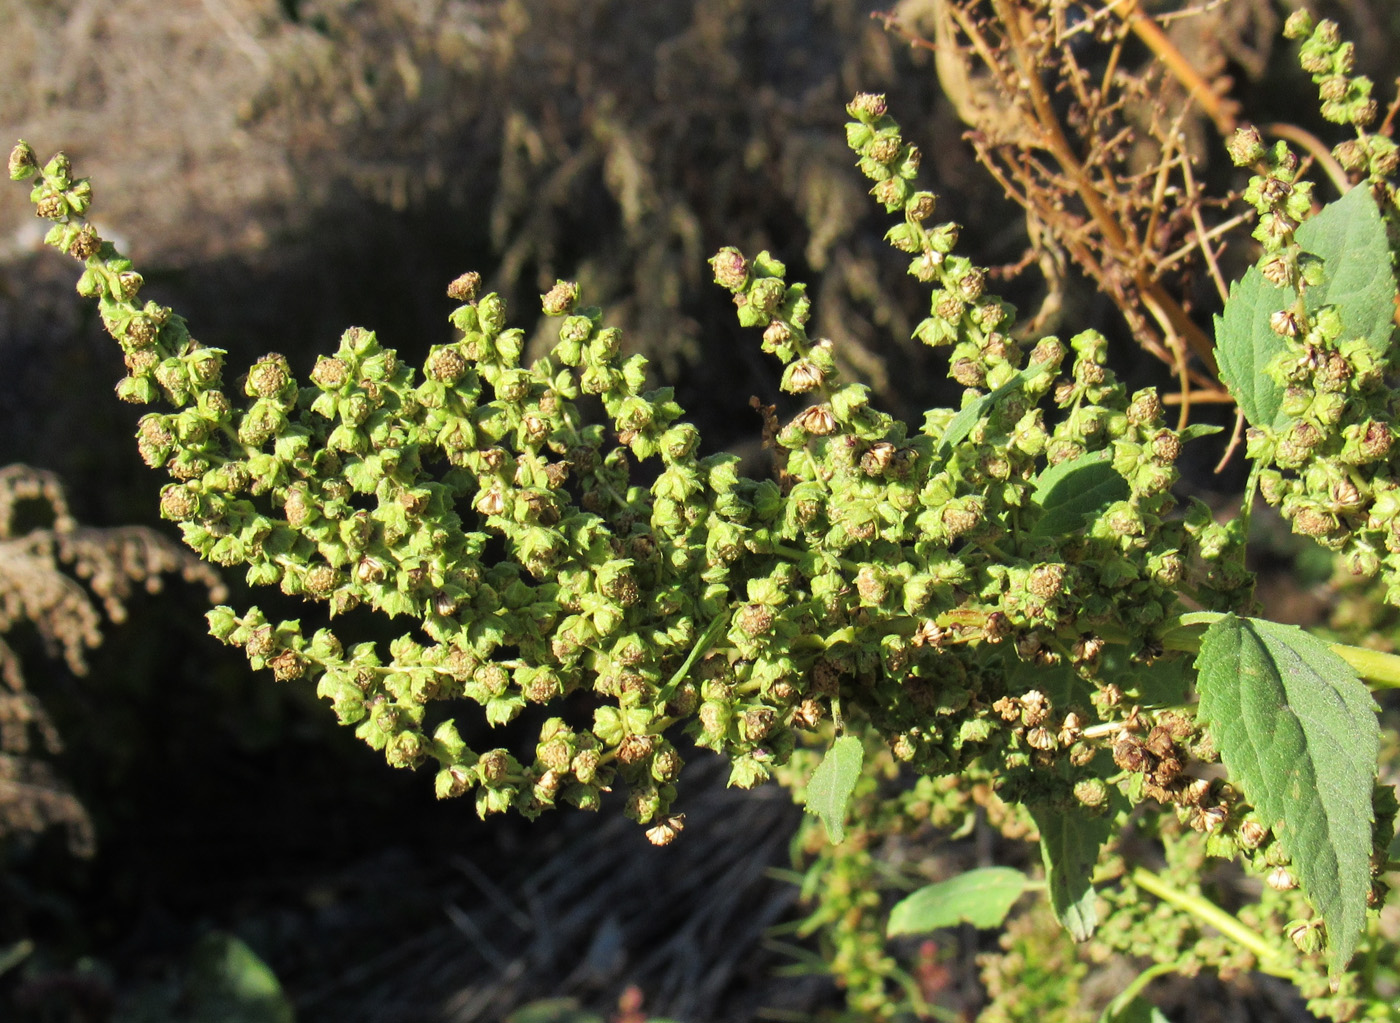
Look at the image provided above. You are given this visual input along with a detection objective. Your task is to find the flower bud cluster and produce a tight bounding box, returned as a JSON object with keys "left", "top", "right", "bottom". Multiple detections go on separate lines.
{"left": 1241, "top": 276, "right": 1400, "bottom": 596}
{"left": 1285, "top": 13, "right": 1378, "bottom": 129}
{"left": 5, "top": 94, "right": 1258, "bottom": 886}
{"left": 16, "top": 89, "right": 1241, "bottom": 843}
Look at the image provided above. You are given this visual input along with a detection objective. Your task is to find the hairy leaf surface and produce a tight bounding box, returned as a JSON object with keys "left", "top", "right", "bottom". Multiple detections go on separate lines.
{"left": 804, "top": 735, "right": 863, "bottom": 844}
{"left": 1196, "top": 614, "right": 1378, "bottom": 976}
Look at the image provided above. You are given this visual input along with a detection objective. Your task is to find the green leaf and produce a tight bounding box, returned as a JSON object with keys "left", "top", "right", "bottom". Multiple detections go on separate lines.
{"left": 505, "top": 1000, "right": 603, "bottom": 1023}
{"left": 1030, "top": 449, "right": 1128, "bottom": 537}
{"left": 0, "top": 940, "right": 33, "bottom": 979}
{"left": 1216, "top": 186, "right": 1396, "bottom": 429}
{"left": 1215, "top": 267, "right": 1291, "bottom": 429}
{"left": 1297, "top": 184, "right": 1396, "bottom": 356}
{"left": 935, "top": 366, "right": 1037, "bottom": 460}
{"left": 1029, "top": 803, "right": 1110, "bottom": 941}
{"left": 804, "top": 735, "right": 863, "bottom": 844}
{"left": 1195, "top": 614, "right": 1379, "bottom": 977}
{"left": 886, "top": 867, "right": 1030, "bottom": 936}
{"left": 1108, "top": 1000, "right": 1173, "bottom": 1023}
{"left": 184, "top": 932, "right": 294, "bottom": 1023}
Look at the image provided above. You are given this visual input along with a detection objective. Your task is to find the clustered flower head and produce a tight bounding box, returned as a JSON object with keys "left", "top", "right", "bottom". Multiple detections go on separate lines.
{"left": 16, "top": 43, "right": 1400, "bottom": 1014}
{"left": 8, "top": 88, "right": 1250, "bottom": 835}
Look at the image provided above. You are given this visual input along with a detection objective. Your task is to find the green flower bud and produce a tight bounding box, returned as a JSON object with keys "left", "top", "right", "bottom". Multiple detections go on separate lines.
{"left": 1287, "top": 920, "right": 1324, "bottom": 956}
{"left": 1226, "top": 125, "right": 1266, "bottom": 166}
{"left": 1283, "top": 8, "right": 1313, "bottom": 39}
{"left": 847, "top": 92, "right": 887, "bottom": 121}
{"left": 460, "top": 297, "right": 497, "bottom": 340}
{"left": 709, "top": 247, "right": 749, "bottom": 291}
{"left": 246, "top": 354, "right": 292, "bottom": 399}
{"left": 311, "top": 356, "right": 349, "bottom": 390}
{"left": 159, "top": 484, "right": 200, "bottom": 521}
{"left": 477, "top": 748, "right": 512, "bottom": 785}
{"left": 541, "top": 280, "right": 579, "bottom": 316}
{"left": 8, "top": 141, "right": 37, "bottom": 180}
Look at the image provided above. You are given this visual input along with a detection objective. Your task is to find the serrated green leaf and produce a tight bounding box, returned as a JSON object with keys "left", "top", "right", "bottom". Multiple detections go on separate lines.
{"left": 886, "top": 867, "right": 1029, "bottom": 936}
{"left": 1030, "top": 803, "right": 1110, "bottom": 941}
{"left": 1030, "top": 449, "right": 1128, "bottom": 537}
{"left": 1195, "top": 614, "right": 1378, "bottom": 977}
{"left": 804, "top": 735, "right": 863, "bottom": 844}
{"left": 1216, "top": 186, "right": 1396, "bottom": 430}
{"left": 936, "top": 366, "right": 1038, "bottom": 459}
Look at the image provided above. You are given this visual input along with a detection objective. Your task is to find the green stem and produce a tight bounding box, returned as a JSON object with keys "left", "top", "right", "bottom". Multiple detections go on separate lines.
{"left": 1102, "top": 958, "right": 1183, "bottom": 1020}
{"left": 771, "top": 541, "right": 860, "bottom": 574}
{"left": 1130, "top": 866, "right": 1283, "bottom": 968}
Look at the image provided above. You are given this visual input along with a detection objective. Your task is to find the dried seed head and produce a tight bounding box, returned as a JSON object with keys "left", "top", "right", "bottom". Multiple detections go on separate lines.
{"left": 268, "top": 650, "right": 306, "bottom": 682}
{"left": 743, "top": 706, "right": 776, "bottom": 741}
{"left": 446, "top": 271, "right": 481, "bottom": 302}
{"left": 1057, "top": 712, "right": 1082, "bottom": 747}
{"left": 791, "top": 698, "right": 824, "bottom": 729}
{"left": 860, "top": 441, "right": 896, "bottom": 476}
{"left": 1113, "top": 737, "right": 1152, "bottom": 773}
{"left": 1019, "top": 690, "right": 1049, "bottom": 728}
{"left": 646, "top": 814, "right": 686, "bottom": 846}
{"left": 786, "top": 359, "right": 824, "bottom": 393}
{"left": 616, "top": 734, "right": 657, "bottom": 765}
{"left": 1267, "top": 866, "right": 1298, "bottom": 891}
{"left": 793, "top": 404, "right": 838, "bottom": 436}
{"left": 1270, "top": 309, "right": 1301, "bottom": 337}
{"left": 1194, "top": 805, "right": 1228, "bottom": 832}
{"left": 1238, "top": 819, "right": 1270, "bottom": 849}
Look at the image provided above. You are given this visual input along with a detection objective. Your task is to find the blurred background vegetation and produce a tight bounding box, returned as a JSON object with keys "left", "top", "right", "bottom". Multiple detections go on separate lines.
{"left": 2, "top": 1, "right": 1399, "bottom": 1020}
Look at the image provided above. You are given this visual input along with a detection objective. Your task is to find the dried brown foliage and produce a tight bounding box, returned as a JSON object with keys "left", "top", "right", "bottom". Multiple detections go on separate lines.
{"left": 0, "top": 464, "right": 225, "bottom": 856}
{"left": 881, "top": 0, "right": 1283, "bottom": 419}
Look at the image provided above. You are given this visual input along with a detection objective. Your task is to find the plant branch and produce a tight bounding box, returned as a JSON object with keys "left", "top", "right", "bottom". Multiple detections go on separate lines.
{"left": 1130, "top": 866, "right": 1284, "bottom": 968}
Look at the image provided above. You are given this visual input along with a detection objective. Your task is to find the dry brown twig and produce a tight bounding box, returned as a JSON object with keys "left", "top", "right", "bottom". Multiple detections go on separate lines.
{"left": 880, "top": 0, "right": 1288, "bottom": 424}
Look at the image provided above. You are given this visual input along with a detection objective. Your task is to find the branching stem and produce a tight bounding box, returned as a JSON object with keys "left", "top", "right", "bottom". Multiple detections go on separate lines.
{"left": 1130, "top": 866, "right": 1283, "bottom": 968}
